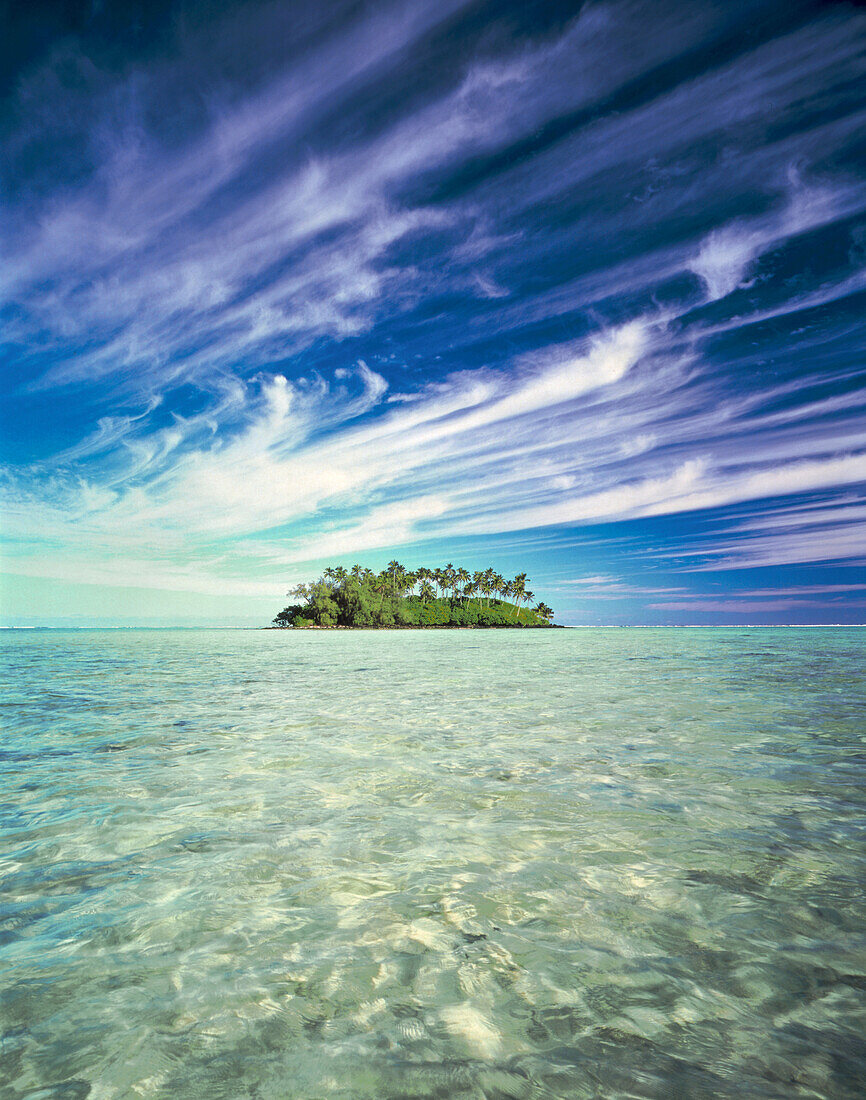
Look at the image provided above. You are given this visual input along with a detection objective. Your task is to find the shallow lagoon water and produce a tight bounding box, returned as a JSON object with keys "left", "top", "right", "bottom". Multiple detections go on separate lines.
{"left": 1, "top": 626, "right": 865, "bottom": 1098}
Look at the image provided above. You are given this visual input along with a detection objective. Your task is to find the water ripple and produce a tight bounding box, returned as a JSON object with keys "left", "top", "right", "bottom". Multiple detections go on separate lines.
{"left": 1, "top": 627, "right": 864, "bottom": 1098}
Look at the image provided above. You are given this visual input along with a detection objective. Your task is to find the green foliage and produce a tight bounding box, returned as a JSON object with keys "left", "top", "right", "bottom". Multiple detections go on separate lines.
{"left": 271, "top": 562, "right": 556, "bottom": 628}
{"left": 272, "top": 605, "right": 302, "bottom": 627}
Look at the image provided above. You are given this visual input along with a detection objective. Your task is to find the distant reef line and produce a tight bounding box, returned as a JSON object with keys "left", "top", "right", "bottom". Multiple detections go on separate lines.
{"left": 272, "top": 562, "right": 556, "bottom": 629}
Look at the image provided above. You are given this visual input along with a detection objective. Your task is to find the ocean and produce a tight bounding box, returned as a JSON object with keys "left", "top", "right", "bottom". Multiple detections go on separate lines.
{"left": 1, "top": 627, "right": 864, "bottom": 1098}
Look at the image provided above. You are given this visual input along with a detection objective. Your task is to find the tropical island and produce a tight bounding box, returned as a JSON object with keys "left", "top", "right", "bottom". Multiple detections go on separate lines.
{"left": 272, "top": 562, "right": 556, "bottom": 628}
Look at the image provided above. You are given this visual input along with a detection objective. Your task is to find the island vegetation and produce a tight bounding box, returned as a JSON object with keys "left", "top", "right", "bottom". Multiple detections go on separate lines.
{"left": 272, "top": 562, "right": 556, "bottom": 628}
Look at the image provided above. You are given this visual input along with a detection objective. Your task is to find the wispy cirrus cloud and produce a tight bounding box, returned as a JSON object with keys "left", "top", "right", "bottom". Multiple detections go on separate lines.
{"left": 1, "top": 0, "right": 865, "bottom": 620}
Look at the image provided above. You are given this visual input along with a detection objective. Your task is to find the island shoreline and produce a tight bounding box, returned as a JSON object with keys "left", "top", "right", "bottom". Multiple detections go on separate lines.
{"left": 264, "top": 623, "right": 566, "bottom": 630}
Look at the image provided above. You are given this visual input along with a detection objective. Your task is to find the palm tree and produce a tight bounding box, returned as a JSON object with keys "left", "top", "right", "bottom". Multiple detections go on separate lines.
{"left": 510, "top": 573, "right": 528, "bottom": 619}
{"left": 472, "top": 571, "right": 484, "bottom": 609}
{"left": 419, "top": 580, "right": 435, "bottom": 604}
{"left": 456, "top": 568, "right": 470, "bottom": 603}
{"left": 386, "top": 560, "right": 402, "bottom": 597}
{"left": 373, "top": 574, "right": 390, "bottom": 613}
{"left": 536, "top": 602, "right": 554, "bottom": 623}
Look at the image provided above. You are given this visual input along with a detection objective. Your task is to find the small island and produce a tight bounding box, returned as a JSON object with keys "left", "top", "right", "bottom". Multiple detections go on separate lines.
{"left": 272, "top": 561, "right": 556, "bottom": 628}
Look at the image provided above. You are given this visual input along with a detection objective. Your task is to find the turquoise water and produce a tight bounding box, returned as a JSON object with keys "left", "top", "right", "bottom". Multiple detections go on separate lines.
{"left": 1, "top": 627, "right": 865, "bottom": 1098}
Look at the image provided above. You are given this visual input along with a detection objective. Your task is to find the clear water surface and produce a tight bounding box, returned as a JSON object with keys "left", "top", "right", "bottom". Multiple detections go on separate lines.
{"left": 1, "top": 627, "right": 864, "bottom": 1098}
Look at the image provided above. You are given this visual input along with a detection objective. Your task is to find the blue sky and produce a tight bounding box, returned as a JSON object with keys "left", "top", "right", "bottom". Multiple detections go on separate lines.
{"left": 1, "top": 0, "right": 865, "bottom": 626}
